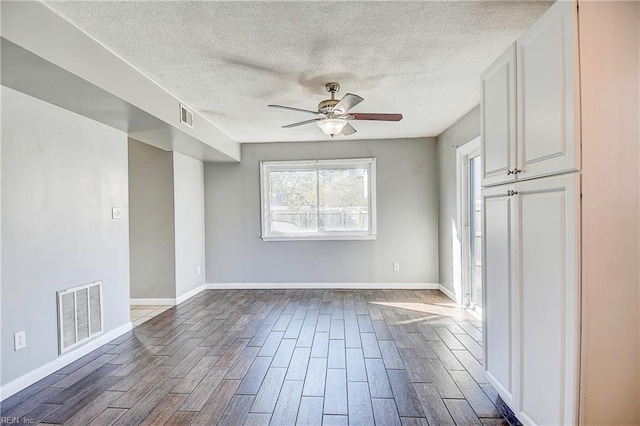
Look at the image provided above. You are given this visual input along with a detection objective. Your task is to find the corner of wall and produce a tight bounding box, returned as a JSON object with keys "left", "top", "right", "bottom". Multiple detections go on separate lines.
{"left": 434, "top": 104, "right": 481, "bottom": 297}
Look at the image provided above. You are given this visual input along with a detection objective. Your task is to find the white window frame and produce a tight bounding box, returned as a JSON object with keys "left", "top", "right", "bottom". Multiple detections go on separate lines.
{"left": 260, "top": 158, "right": 377, "bottom": 241}
{"left": 456, "top": 136, "right": 482, "bottom": 310}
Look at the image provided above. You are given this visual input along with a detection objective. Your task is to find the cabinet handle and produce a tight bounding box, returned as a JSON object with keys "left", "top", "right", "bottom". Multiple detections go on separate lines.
{"left": 507, "top": 190, "right": 519, "bottom": 196}
{"left": 513, "top": 168, "right": 522, "bottom": 174}
{"left": 507, "top": 169, "right": 514, "bottom": 175}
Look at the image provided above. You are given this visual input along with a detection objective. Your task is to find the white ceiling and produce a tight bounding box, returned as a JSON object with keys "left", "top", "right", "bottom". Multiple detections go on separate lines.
{"left": 44, "top": 1, "right": 551, "bottom": 143}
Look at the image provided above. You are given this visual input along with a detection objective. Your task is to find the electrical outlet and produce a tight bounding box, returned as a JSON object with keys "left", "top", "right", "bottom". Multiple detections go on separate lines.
{"left": 112, "top": 207, "right": 122, "bottom": 220}
{"left": 14, "top": 331, "right": 26, "bottom": 351}
{"left": 393, "top": 262, "right": 400, "bottom": 272}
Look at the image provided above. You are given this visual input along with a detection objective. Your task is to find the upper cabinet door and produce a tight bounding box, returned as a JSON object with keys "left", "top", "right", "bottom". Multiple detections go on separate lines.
{"left": 482, "top": 44, "right": 517, "bottom": 187}
{"left": 516, "top": 1, "right": 580, "bottom": 180}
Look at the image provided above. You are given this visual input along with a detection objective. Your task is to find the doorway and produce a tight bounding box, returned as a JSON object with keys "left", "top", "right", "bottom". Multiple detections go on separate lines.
{"left": 457, "top": 137, "right": 483, "bottom": 315}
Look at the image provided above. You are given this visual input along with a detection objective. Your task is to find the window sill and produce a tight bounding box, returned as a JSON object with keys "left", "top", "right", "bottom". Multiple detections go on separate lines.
{"left": 261, "top": 234, "right": 377, "bottom": 242}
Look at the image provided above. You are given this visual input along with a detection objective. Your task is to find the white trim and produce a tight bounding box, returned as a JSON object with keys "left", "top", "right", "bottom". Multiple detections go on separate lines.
{"left": 0, "top": 321, "right": 133, "bottom": 402}
{"left": 262, "top": 234, "right": 377, "bottom": 242}
{"left": 260, "top": 158, "right": 377, "bottom": 241}
{"left": 260, "top": 158, "right": 375, "bottom": 170}
{"left": 438, "top": 284, "right": 458, "bottom": 303}
{"left": 176, "top": 284, "right": 207, "bottom": 305}
{"left": 129, "top": 298, "right": 176, "bottom": 306}
{"left": 456, "top": 137, "right": 482, "bottom": 308}
{"left": 369, "top": 158, "right": 377, "bottom": 238}
{"left": 132, "top": 286, "right": 207, "bottom": 307}
{"left": 205, "top": 283, "right": 440, "bottom": 290}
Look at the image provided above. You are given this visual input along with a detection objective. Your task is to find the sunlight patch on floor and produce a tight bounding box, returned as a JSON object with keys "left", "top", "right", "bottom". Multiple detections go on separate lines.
{"left": 370, "top": 301, "right": 477, "bottom": 321}
{"left": 130, "top": 305, "right": 172, "bottom": 327}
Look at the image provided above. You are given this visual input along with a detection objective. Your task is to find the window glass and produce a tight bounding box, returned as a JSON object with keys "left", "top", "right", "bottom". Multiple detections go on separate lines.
{"left": 260, "top": 159, "right": 376, "bottom": 241}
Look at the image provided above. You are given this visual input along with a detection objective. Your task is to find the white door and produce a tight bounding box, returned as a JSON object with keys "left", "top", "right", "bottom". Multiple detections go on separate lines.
{"left": 515, "top": 173, "right": 580, "bottom": 426}
{"left": 516, "top": 1, "right": 580, "bottom": 180}
{"left": 468, "top": 155, "right": 483, "bottom": 311}
{"left": 482, "top": 183, "right": 517, "bottom": 410}
{"left": 481, "top": 44, "right": 516, "bottom": 187}
{"left": 457, "top": 138, "right": 483, "bottom": 312}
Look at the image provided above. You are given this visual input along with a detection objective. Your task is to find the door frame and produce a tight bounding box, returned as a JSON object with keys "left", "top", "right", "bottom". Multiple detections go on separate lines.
{"left": 456, "top": 136, "right": 481, "bottom": 309}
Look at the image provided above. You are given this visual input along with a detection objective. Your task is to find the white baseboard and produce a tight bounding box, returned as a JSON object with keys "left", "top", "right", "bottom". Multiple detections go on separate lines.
{"left": 438, "top": 284, "right": 458, "bottom": 303}
{"left": 176, "top": 284, "right": 207, "bottom": 305}
{"left": 206, "top": 283, "right": 440, "bottom": 290}
{"left": 130, "top": 298, "right": 176, "bottom": 306}
{"left": 0, "top": 321, "right": 133, "bottom": 402}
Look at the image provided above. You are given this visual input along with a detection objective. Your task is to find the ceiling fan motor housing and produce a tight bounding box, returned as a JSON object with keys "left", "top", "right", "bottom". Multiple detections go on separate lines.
{"left": 318, "top": 99, "right": 339, "bottom": 114}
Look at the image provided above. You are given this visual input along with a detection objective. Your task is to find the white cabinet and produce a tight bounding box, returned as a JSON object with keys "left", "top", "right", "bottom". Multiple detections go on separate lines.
{"left": 483, "top": 174, "right": 580, "bottom": 426}
{"left": 516, "top": 1, "right": 580, "bottom": 181}
{"left": 482, "top": 185, "right": 517, "bottom": 406}
{"left": 481, "top": 1, "right": 580, "bottom": 187}
{"left": 482, "top": 1, "right": 640, "bottom": 424}
{"left": 481, "top": 45, "right": 516, "bottom": 186}
{"left": 516, "top": 174, "right": 580, "bottom": 426}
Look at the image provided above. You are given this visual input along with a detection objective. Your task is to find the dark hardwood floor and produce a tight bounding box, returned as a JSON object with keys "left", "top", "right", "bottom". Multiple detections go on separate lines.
{"left": 1, "top": 289, "right": 508, "bottom": 425}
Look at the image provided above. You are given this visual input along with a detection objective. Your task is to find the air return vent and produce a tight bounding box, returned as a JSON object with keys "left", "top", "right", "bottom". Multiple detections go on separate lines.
{"left": 179, "top": 103, "right": 194, "bottom": 128}
{"left": 57, "top": 281, "right": 103, "bottom": 354}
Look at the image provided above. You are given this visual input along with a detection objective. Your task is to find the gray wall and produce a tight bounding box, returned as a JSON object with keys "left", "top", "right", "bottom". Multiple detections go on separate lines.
{"left": 436, "top": 106, "right": 481, "bottom": 294}
{"left": 204, "top": 138, "right": 439, "bottom": 284}
{"left": 1, "top": 86, "right": 130, "bottom": 385}
{"left": 128, "top": 139, "right": 176, "bottom": 299}
{"left": 173, "top": 152, "right": 206, "bottom": 297}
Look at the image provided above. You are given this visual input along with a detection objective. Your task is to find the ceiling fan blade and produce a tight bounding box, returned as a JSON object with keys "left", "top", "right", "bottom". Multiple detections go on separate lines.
{"left": 341, "top": 123, "right": 357, "bottom": 136}
{"left": 349, "top": 113, "right": 403, "bottom": 121}
{"left": 282, "top": 118, "right": 322, "bottom": 128}
{"left": 333, "top": 93, "right": 364, "bottom": 114}
{"left": 268, "top": 104, "right": 320, "bottom": 115}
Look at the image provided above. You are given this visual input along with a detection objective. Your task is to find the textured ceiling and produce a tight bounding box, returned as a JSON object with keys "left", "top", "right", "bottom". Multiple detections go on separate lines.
{"left": 44, "top": 1, "right": 552, "bottom": 143}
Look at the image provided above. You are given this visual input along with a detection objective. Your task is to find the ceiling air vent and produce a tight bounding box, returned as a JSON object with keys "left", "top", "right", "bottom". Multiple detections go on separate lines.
{"left": 179, "top": 103, "right": 194, "bottom": 128}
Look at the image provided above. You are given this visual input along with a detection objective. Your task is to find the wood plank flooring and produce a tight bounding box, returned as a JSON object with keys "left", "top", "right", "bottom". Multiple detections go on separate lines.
{"left": 1, "top": 289, "right": 509, "bottom": 425}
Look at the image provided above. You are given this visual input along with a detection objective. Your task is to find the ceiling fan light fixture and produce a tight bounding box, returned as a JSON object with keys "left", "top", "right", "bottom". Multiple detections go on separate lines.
{"left": 317, "top": 118, "right": 347, "bottom": 136}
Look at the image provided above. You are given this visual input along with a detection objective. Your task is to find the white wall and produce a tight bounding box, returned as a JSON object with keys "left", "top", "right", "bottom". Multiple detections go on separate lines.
{"left": 436, "top": 106, "right": 480, "bottom": 296}
{"left": 1, "top": 86, "right": 130, "bottom": 386}
{"left": 128, "top": 139, "right": 176, "bottom": 299}
{"left": 2, "top": 1, "right": 241, "bottom": 162}
{"left": 128, "top": 143, "right": 206, "bottom": 302}
{"left": 173, "top": 152, "right": 206, "bottom": 298}
{"left": 204, "top": 138, "right": 439, "bottom": 285}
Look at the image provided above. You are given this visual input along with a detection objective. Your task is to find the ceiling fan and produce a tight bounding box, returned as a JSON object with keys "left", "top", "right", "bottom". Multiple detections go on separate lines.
{"left": 268, "top": 82, "right": 403, "bottom": 137}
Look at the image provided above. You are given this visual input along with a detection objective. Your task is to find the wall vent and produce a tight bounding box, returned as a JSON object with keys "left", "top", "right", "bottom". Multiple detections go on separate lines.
{"left": 57, "top": 281, "right": 103, "bottom": 354}
{"left": 179, "top": 103, "right": 194, "bottom": 128}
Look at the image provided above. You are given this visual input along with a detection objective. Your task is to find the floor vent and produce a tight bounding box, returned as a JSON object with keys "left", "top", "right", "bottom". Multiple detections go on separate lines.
{"left": 57, "top": 281, "right": 103, "bottom": 354}
{"left": 179, "top": 103, "right": 194, "bottom": 128}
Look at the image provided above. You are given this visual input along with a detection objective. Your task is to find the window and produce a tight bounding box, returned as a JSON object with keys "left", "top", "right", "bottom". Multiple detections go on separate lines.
{"left": 260, "top": 158, "right": 377, "bottom": 241}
